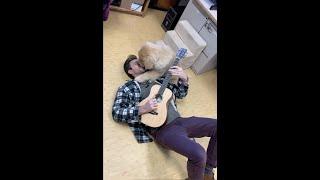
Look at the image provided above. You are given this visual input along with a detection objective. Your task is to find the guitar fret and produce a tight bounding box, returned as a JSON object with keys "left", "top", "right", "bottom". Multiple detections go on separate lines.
{"left": 156, "top": 48, "right": 187, "bottom": 97}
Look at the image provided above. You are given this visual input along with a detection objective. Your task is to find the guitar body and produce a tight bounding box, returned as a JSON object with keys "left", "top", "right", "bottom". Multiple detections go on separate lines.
{"left": 139, "top": 84, "right": 173, "bottom": 127}
{"left": 139, "top": 48, "right": 187, "bottom": 128}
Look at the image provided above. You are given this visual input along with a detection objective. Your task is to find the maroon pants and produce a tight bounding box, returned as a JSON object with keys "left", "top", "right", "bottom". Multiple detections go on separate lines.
{"left": 151, "top": 116, "right": 217, "bottom": 180}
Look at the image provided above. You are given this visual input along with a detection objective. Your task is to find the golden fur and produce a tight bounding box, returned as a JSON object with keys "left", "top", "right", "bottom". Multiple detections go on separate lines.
{"left": 135, "top": 41, "right": 177, "bottom": 83}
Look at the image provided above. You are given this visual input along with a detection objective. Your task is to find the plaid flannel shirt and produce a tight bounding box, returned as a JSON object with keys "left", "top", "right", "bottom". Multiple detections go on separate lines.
{"left": 112, "top": 77, "right": 189, "bottom": 143}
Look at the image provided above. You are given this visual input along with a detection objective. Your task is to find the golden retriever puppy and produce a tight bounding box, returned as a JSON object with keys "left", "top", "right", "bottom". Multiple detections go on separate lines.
{"left": 135, "top": 41, "right": 177, "bottom": 83}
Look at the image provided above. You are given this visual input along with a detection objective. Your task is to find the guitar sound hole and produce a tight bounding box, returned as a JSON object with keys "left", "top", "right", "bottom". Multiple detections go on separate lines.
{"left": 156, "top": 98, "right": 162, "bottom": 103}
{"left": 149, "top": 111, "right": 158, "bottom": 115}
{"left": 155, "top": 94, "right": 162, "bottom": 103}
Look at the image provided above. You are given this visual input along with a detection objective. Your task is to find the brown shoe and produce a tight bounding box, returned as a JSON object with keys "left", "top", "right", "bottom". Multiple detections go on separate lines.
{"left": 185, "top": 173, "right": 215, "bottom": 180}
{"left": 204, "top": 172, "right": 215, "bottom": 180}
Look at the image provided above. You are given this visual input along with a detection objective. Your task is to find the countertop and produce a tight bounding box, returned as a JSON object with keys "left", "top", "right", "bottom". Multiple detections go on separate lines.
{"left": 194, "top": 0, "right": 217, "bottom": 24}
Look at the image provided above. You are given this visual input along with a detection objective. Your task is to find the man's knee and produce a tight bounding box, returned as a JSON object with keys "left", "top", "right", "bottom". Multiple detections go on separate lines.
{"left": 189, "top": 146, "right": 207, "bottom": 166}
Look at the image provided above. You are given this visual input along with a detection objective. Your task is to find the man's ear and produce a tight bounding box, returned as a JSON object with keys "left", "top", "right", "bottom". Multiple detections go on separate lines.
{"left": 128, "top": 69, "right": 134, "bottom": 76}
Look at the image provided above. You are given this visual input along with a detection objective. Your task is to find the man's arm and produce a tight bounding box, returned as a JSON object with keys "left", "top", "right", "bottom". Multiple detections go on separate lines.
{"left": 166, "top": 78, "right": 189, "bottom": 99}
{"left": 112, "top": 84, "right": 159, "bottom": 123}
{"left": 168, "top": 66, "right": 189, "bottom": 99}
{"left": 138, "top": 98, "right": 158, "bottom": 115}
{"left": 112, "top": 85, "right": 140, "bottom": 123}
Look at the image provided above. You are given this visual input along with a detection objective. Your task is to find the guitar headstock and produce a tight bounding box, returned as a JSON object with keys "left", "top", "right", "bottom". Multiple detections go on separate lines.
{"left": 176, "top": 48, "right": 187, "bottom": 60}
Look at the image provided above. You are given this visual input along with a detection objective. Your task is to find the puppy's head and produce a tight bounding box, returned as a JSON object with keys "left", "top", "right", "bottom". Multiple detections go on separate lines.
{"left": 138, "top": 42, "right": 160, "bottom": 70}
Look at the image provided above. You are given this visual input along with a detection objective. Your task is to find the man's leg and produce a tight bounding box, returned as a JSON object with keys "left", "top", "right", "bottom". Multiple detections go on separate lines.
{"left": 179, "top": 116, "right": 217, "bottom": 179}
{"left": 153, "top": 117, "right": 217, "bottom": 180}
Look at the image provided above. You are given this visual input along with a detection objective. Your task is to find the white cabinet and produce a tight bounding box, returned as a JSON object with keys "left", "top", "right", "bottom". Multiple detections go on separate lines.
{"left": 199, "top": 19, "right": 217, "bottom": 59}
{"left": 192, "top": 53, "right": 217, "bottom": 75}
{"left": 179, "top": 0, "right": 207, "bottom": 32}
{"left": 178, "top": 0, "right": 217, "bottom": 74}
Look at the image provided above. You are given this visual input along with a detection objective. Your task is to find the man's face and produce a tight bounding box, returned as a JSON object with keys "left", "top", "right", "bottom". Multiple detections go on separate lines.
{"left": 129, "top": 59, "right": 145, "bottom": 77}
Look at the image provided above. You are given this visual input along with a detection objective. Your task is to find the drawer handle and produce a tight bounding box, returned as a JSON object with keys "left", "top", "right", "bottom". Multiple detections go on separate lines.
{"left": 207, "top": 24, "right": 213, "bottom": 33}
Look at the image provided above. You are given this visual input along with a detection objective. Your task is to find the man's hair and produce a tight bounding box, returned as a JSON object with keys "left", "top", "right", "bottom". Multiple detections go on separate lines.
{"left": 123, "top": 55, "right": 137, "bottom": 79}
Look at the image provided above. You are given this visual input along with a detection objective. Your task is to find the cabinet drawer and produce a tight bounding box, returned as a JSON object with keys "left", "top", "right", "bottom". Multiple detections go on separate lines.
{"left": 199, "top": 19, "right": 217, "bottom": 59}
{"left": 191, "top": 52, "right": 217, "bottom": 75}
{"left": 179, "top": 0, "right": 207, "bottom": 32}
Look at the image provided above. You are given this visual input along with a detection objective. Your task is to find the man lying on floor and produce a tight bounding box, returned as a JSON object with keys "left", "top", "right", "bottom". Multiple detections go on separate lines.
{"left": 112, "top": 54, "right": 217, "bottom": 180}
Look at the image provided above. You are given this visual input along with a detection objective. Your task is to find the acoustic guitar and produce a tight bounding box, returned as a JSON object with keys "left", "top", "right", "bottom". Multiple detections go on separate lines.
{"left": 139, "top": 48, "right": 187, "bottom": 127}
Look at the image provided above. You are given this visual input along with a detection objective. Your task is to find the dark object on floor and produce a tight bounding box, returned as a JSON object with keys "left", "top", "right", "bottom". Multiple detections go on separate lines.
{"left": 111, "top": 0, "right": 121, "bottom": 6}
{"left": 161, "top": 0, "right": 190, "bottom": 31}
{"left": 209, "top": 0, "right": 217, "bottom": 10}
{"left": 210, "top": 5, "right": 216, "bottom": 10}
{"left": 161, "top": 7, "right": 178, "bottom": 31}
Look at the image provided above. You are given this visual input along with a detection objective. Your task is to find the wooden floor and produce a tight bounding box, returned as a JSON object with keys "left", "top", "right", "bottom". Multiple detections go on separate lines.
{"left": 103, "top": 8, "right": 217, "bottom": 180}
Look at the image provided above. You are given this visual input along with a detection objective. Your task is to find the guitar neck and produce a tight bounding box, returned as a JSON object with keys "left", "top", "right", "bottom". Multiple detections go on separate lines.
{"left": 156, "top": 48, "right": 187, "bottom": 97}
{"left": 157, "top": 57, "right": 181, "bottom": 95}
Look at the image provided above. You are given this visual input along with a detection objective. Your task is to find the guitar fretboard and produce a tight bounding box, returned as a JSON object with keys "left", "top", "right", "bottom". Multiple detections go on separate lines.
{"left": 157, "top": 57, "right": 182, "bottom": 96}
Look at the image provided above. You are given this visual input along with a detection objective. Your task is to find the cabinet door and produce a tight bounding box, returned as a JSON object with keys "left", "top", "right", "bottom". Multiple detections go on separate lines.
{"left": 198, "top": 19, "right": 217, "bottom": 59}
{"left": 191, "top": 52, "right": 216, "bottom": 74}
{"left": 179, "top": 0, "right": 207, "bottom": 32}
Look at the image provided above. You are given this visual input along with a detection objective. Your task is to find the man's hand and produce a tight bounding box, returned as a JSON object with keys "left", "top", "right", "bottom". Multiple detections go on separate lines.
{"left": 168, "top": 66, "right": 188, "bottom": 83}
{"left": 138, "top": 98, "right": 158, "bottom": 115}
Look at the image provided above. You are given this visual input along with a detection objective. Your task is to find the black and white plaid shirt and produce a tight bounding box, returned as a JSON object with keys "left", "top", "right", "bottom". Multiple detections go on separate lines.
{"left": 112, "top": 77, "right": 189, "bottom": 143}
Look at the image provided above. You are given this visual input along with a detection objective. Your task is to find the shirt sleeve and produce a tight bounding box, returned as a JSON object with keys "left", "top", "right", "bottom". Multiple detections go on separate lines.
{"left": 157, "top": 77, "right": 189, "bottom": 99}
{"left": 112, "top": 85, "right": 140, "bottom": 123}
